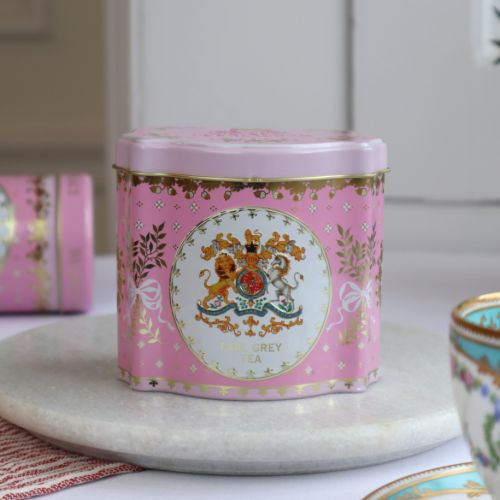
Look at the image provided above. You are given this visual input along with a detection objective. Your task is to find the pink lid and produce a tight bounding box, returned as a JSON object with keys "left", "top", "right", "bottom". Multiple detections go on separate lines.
{"left": 58, "top": 174, "right": 93, "bottom": 312}
{"left": 115, "top": 127, "right": 388, "bottom": 178}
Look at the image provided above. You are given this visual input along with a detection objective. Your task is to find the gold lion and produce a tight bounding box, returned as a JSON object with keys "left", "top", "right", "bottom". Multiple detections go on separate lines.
{"left": 199, "top": 253, "right": 238, "bottom": 308}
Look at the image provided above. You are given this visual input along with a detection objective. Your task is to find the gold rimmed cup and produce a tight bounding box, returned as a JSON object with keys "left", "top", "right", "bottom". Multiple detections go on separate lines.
{"left": 450, "top": 292, "right": 500, "bottom": 497}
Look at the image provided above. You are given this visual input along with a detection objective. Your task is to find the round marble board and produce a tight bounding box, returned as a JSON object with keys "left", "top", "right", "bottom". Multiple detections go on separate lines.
{"left": 0, "top": 315, "right": 461, "bottom": 475}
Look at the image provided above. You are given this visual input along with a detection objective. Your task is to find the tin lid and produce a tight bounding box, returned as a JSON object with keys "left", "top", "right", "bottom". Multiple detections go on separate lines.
{"left": 115, "top": 127, "right": 388, "bottom": 179}
{"left": 58, "top": 174, "right": 93, "bottom": 312}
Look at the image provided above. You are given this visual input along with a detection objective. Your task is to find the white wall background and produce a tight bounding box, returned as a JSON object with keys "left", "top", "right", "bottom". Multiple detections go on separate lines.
{"left": 355, "top": 0, "right": 500, "bottom": 253}
{"left": 128, "top": 0, "right": 349, "bottom": 130}
{"left": 3, "top": 0, "right": 496, "bottom": 254}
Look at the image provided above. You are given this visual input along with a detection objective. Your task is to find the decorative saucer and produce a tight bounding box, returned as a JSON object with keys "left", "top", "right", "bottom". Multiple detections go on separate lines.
{"left": 363, "top": 462, "right": 490, "bottom": 499}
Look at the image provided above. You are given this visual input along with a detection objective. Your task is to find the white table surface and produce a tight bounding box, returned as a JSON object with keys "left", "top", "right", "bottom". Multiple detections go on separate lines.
{"left": 1, "top": 250, "right": 498, "bottom": 500}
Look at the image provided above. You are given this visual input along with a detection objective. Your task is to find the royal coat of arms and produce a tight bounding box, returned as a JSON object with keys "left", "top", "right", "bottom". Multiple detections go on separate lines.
{"left": 196, "top": 228, "right": 305, "bottom": 329}
{"left": 170, "top": 207, "right": 331, "bottom": 380}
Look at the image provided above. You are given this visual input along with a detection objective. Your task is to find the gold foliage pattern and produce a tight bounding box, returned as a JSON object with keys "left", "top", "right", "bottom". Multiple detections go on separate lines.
{"left": 131, "top": 222, "right": 168, "bottom": 287}
{"left": 115, "top": 167, "right": 385, "bottom": 201}
{"left": 26, "top": 177, "right": 51, "bottom": 311}
{"left": 338, "top": 309, "right": 369, "bottom": 346}
{"left": 137, "top": 307, "right": 161, "bottom": 344}
{"left": 336, "top": 223, "right": 383, "bottom": 307}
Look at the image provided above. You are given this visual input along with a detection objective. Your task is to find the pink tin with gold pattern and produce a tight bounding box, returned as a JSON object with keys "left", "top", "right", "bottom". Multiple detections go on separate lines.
{"left": 115, "top": 128, "right": 388, "bottom": 400}
{"left": 0, "top": 174, "right": 93, "bottom": 312}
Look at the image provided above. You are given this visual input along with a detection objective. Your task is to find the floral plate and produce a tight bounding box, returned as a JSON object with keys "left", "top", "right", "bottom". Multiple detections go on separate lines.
{"left": 363, "top": 463, "right": 490, "bottom": 499}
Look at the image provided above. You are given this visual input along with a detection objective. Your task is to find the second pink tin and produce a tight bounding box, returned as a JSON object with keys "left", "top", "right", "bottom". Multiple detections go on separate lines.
{"left": 115, "top": 128, "right": 388, "bottom": 400}
{"left": 0, "top": 174, "right": 93, "bottom": 313}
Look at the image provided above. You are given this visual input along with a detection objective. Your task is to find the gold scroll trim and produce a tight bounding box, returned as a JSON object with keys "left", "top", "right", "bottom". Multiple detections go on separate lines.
{"left": 112, "top": 164, "right": 390, "bottom": 183}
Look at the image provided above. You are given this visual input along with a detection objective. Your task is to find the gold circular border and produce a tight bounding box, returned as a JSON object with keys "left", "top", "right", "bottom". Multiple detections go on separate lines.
{"left": 169, "top": 205, "right": 333, "bottom": 382}
{"left": 113, "top": 164, "right": 390, "bottom": 183}
{"left": 362, "top": 462, "right": 480, "bottom": 500}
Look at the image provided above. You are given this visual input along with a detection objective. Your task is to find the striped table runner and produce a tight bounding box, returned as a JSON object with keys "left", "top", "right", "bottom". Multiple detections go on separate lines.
{"left": 0, "top": 417, "right": 142, "bottom": 499}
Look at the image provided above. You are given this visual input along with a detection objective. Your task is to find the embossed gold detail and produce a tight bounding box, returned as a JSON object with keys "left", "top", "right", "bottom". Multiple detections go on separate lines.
{"left": 114, "top": 165, "right": 386, "bottom": 201}
{"left": 136, "top": 307, "right": 161, "bottom": 344}
{"left": 336, "top": 223, "right": 383, "bottom": 305}
{"left": 26, "top": 177, "right": 51, "bottom": 310}
{"left": 194, "top": 312, "right": 242, "bottom": 337}
{"left": 113, "top": 164, "right": 390, "bottom": 182}
{"left": 452, "top": 292, "right": 500, "bottom": 341}
{"left": 131, "top": 222, "right": 167, "bottom": 287}
{"left": 259, "top": 316, "right": 303, "bottom": 337}
{"left": 451, "top": 337, "right": 500, "bottom": 387}
{"left": 362, "top": 463, "right": 483, "bottom": 500}
{"left": 119, "top": 367, "right": 378, "bottom": 395}
{"left": 339, "top": 308, "right": 369, "bottom": 346}
{"left": 477, "top": 311, "right": 500, "bottom": 331}
{"left": 243, "top": 315, "right": 259, "bottom": 337}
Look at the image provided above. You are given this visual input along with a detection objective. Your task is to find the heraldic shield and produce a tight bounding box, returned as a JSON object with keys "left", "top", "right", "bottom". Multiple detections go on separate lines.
{"left": 170, "top": 207, "right": 332, "bottom": 380}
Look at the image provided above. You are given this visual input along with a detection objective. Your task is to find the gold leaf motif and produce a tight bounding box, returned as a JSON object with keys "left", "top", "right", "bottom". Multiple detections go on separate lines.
{"left": 336, "top": 223, "right": 383, "bottom": 307}
{"left": 131, "top": 222, "right": 168, "bottom": 286}
{"left": 137, "top": 307, "right": 162, "bottom": 344}
{"left": 25, "top": 177, "right": 51, "bottom": 310}
{"left": 339, "top": 308, "right": 370, "bottom": 346}
{"left": 116, "top": 167, "right": 385, "bottom": 201}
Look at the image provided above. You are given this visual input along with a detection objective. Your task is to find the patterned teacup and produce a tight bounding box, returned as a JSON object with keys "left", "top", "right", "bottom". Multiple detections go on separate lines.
{"left": 450, "top": 292, "right": 500, "bottom": 497}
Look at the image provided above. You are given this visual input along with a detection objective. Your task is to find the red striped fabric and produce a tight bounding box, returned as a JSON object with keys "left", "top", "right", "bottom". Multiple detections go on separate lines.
{"left": 0, "top": 417, "right": 142, "bottom": 499}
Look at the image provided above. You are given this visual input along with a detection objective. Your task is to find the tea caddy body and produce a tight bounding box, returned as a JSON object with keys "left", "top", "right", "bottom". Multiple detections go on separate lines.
{"left": 115, "top": 128, "right": 388, "bottom": 400}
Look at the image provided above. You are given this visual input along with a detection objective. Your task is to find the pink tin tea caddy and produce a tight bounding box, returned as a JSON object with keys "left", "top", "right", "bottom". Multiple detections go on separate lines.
{"left": 115, "top": 128, "right": 388, "bottom": 400}
{"left": 0, "top": 174, "right": 93, "bottom": 312}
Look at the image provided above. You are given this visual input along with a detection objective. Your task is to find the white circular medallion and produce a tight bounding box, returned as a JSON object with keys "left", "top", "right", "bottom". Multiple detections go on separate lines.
{"left": 170, "top": 207, "right": 331, "bottom": 380}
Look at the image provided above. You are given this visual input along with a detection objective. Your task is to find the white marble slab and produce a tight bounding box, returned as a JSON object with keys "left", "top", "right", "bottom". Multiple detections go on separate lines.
{"left": 0, "top": 315, "right": 461, "bottom": 475}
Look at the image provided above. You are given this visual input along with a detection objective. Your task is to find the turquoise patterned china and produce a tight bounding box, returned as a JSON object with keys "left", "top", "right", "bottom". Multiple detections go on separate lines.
{"left": 451, "top": 292, "right": 500, "bottom": 498}
{"left": 363, "top": 462, "right": 489, "bottom": 499}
